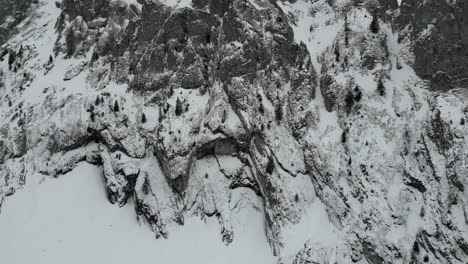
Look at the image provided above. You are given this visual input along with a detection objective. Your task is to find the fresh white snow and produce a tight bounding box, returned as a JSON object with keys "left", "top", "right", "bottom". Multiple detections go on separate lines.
{"left": 0, "top": 163, "right": 276, "bottom": 264}
{"left": 281, "top": 200, "right": 338, "bottom": 258}
{"left": 160, "top": 0, "right": 192, "bottom": 8}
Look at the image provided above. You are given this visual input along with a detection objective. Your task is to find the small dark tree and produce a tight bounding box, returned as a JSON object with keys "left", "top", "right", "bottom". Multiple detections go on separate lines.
{"left": 65, "top": 29, "right": 76, "bottom": 57}
{"left": 175, "top": 97, "right": 183, "bottom": 116}
{"left": 344, "top": 15, "right": 350, "bottom": 47}
{"left": 141, "top": 178, "right": 149, "bottom": 195}
{"left": 377, "top": 79, "right": 385, "bottom": 96}
{"left": 169, "top": 86, "right": 174, "bottom": 97}
{"left": 221, "top": 109, "right": 227, "bottom": 123}
{"left": 256, "top": 93, "right": 263, "bottom": 102}
{"left": 89, "top": 104, "right": 95, "bottom": 121}
{"left": 461, "top": 117, "right": 465, "bottom": 126}
{"left": 396, "top": 59, "right": 402, "bottom": 70}
{"left": 341, "top": 130, "right": 347, "bottom": 143}
{"left": 344, "top": 91, "right": 354, "bottom": 114}
{"left": 370, "top": 13, "right": 379, "bottom": 34}
{"left": 275, "top": 99, "right": 283, "bottom": 122}
{"left": 113, "top": 100, "right": 120, "bottom": 112}
{"left": 141, "top": 112, "right": 147, "bottom": 123}
{"left": 48, "top": 55, "right": 54, "bottom": 65}
{"left": 91, "top": 52, "right": 99, "bottom": 62}
{"left": 412, "top": 241, "right": 420, "bottom": 254}
{"left": 353, "top": 86, "right": 362, "bottom": 102}
{"left": 95, "top": 96, "right": 100, "bottom": 105}
{"left": 266, "top": 157, "right": 275, "bottom": 175}
{"left": 0, "top": 49, "right": 8, "bottom": 61}
{"left": 18, "top": 45, "right": 23, "bottom": 58}
{"left": 8, "top": 50, "right": 16, "bottom": 70}
{"left": 334, "top": 45, "right": 340, "bottom": 62}
{"left": 158, "top": 108, "right": 163, "bottom": 122}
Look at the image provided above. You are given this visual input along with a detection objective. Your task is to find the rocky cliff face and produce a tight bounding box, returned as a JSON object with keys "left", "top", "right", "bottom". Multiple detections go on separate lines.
{"left": 397, "top": 0, "right": 468, "bottom": 91}
{"left": 1, "top": 0, "right": 468, "bottom": 263}
{"left": 0, "top": 0, "right": 34, "bottom": 45}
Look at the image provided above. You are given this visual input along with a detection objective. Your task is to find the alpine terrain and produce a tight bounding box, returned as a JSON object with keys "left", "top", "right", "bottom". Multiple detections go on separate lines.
{"left": 0, "top": 0, "right": 468, "bottom": 263}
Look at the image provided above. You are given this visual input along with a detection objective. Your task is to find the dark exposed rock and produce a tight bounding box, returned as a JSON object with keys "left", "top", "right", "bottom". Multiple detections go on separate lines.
{"left": 429, "top": 108, "right": 454, "bottom": 154}
{"left": 0, "top": 0, "right": 34, "bottom": 46}
{"left": 362, "top": 241, "right": 385, "bottom": 264}
{"left": 403, "top": 170, "right": 427, "bottom": 193}
{"left": 397, "top": 0, "right": 468, "bottom": 90}
{"left": 62, "top": 0, "right": 109, "bottom": 22}
{"left": 320, "top": 73, "right": 336, "bottom": 112}
{"left": 192, "top": 0, "right": 231, "bottom": 16}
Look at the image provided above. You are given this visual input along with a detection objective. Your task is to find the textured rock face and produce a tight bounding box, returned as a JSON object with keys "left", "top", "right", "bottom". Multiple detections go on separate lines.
{"left": 397, "top": 0, "right": 468, "bottom": 90}
{"left": 119, "top": 0, "right": 315, "bottom": 195}
{"left": 62, "top": 0, "right": 109, "bottom": 21}
{"left": 4, "top": 0, "right": 317, "bottom": 254}
{"left": 0, "top": 0, "right": 34, "bottom": 45}
{"left": 1, "top": 0, "right": 468, "bottom": 263}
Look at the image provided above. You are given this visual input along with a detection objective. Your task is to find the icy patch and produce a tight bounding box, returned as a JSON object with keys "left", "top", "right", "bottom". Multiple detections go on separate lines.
{"left": 0, "top": 163, "right": 276, "bottom": 264}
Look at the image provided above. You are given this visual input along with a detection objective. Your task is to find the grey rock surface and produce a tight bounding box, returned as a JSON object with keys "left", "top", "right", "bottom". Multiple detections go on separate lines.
{"left": 397, "top": 0, "right": 468, "bottom": 90}
{"left": 0, "top": 0, "right": 34, "bottom": 46}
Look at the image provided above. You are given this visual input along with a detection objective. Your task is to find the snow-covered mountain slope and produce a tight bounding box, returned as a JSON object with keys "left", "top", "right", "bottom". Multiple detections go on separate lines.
{"left": 0, "top": 162, "right": 276, "bottom": 264}
{"left": 0, "top": 0, "right": 467, "bottom": 263}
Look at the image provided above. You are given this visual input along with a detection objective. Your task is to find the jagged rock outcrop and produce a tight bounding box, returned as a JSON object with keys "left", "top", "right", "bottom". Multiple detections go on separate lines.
{"left": 397, "top": 0, "right": 468, "bottom": 91}
{"left": 0, "top": 0, "right": 34, "bottom": 46}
